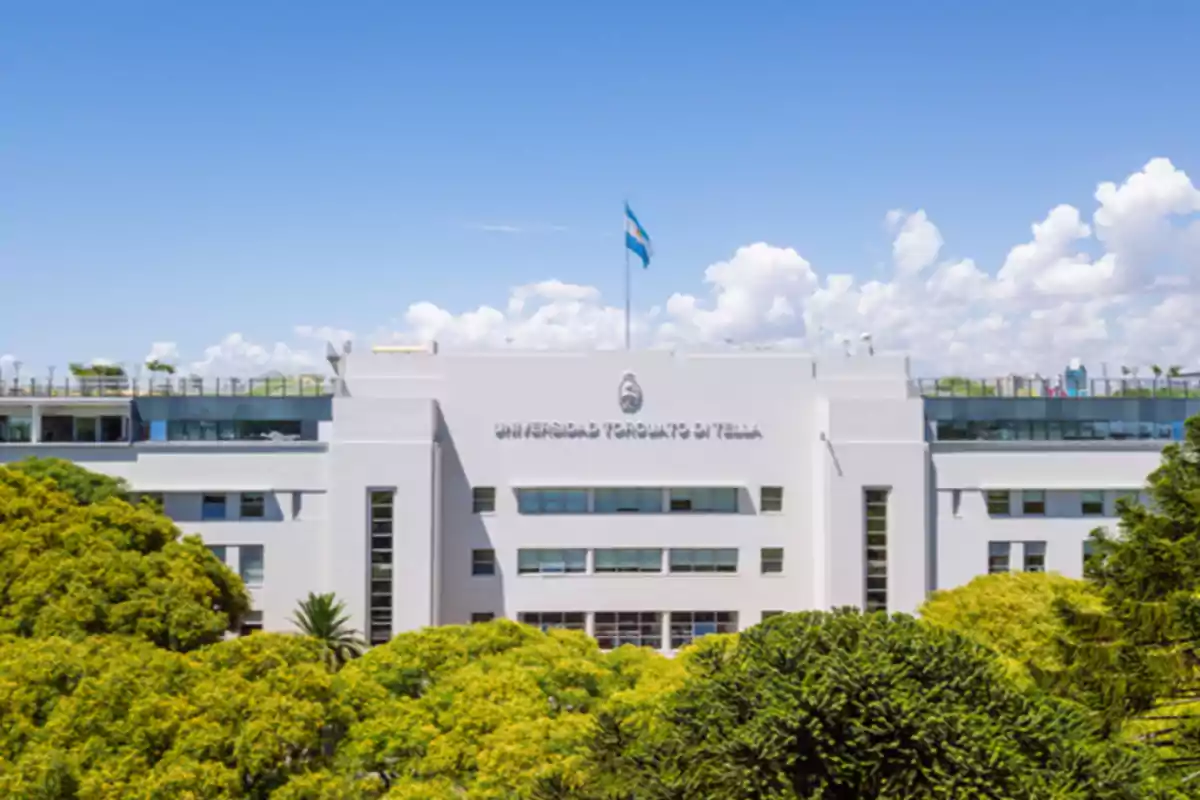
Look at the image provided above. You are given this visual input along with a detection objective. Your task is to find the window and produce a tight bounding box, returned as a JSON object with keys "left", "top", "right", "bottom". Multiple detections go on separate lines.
{"left": 206, "top": 545, "right": 227, "bottom": 563}
{"left": 40, "top": 415, "right": 73, "bottom": 442}
{"left": 594, "top": 612, "right": 662, "bottom": 649}
{"left": 985, "top": 490, "right": 1010, "bottom": 516}
{"left": 668, "top": 487, "right": 738, "bottom": 513}
{"left": 761, "top": 610, "right": 783, "bottom": 622}
{"left": 470, "top": 612, "right": 495, "bottom": 624}
{"left": 239, "top": 545, "right": 264, "bottom": 585}
{"left": 238, "top": 610, "right": 263, "bottom": 637}
{"left": 593, "top": 487, "right": 663, "bottom": 514}
{"left": 201, "top": 494, "right": 227, "bottom": 521}
{"left": 519, "top": 611, "right": 586, "bottom": 632}
{"left": 73, "top": 416, "right": 97, "bottom": 442}
{"left": 368, "top": 490, "right": 395, "bottom": 645}
{"left": 472, "top": 486, "right": 496, "bottom": 513}
{"left": 517, "top": 488, "right": 589, "bottom": 514}
{"left": 239, "top": 493, "right": 265, "bottom": 519}
{"left": 760, "top": 486, "right": 783, "bottom": 513}
{"left": 472, "top": 549, "right": 497, "bottom": 576}
{"left": 864, "top": 489, "right": 889, "bottom": 613}
{"left": 1080, "top": 491, "right": 1104, "bottom": 516}
{"left": 1024, "top": 542, "right": 1046, "bottom": 573}
{"left": 988, "top": 542, "right": 1011, "bottom": 574}
{"left": 760, "top": 547, "right": 784, "bottom": 574}
{"left": 669, "top": 548, "right": 738, "bottom": 573}
{"left": 669, "top": 611, "right": 738, "bottom": 649}
{"left": 99, "top": 416, "right": 125, "bottom": 442}
{"left": 517, "top": 548, "right": 586, "bottom": 574}
{"left": 1022, "top": 490, "right": 1046, "bottom": 516}
{"left": 594, "top": 548, "right": 662, "bottom": 573}
{"left": 165, "top": 419, "right": 305, "bottom": 441}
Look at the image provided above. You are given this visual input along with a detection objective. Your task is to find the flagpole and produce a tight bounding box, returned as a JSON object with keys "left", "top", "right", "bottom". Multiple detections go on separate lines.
{"left": 624, "top": 226, "right": 632, "bottom": 351}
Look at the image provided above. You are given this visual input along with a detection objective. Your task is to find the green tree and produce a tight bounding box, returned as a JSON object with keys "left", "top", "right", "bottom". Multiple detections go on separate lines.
{"left": 920, "top": 571, "right": 1106, "bottom": 683}
{"left": 589, "top": 610, "right": 1179, "bottom": 799}
{"left": 0, "top": 633, "right": 366, "bottom": 799}
{"left": 6, "top": 456, "right": 128, "bottom": 505}
{"left": 1067, "top": 416, "right": 1200, "bottom": 769}
{"left": 290, "top": 591, "right": 365, "bottom": 670}
{"left": 0, "top": 465, "right": 249, "bottom": 649}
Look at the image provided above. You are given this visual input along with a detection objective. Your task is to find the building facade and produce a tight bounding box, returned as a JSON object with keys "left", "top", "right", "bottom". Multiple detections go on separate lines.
{"left": 0, "top": 349, "right": 1188, "bottom": 650}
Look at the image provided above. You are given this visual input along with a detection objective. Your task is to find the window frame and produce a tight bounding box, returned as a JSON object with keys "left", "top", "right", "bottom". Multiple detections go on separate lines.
{"left": 668, "top": 548, "right": 739, "bottom": 574}
{"left": 516, "top": 488, "right": 590, "bottom": 514}
{"left": 668, "top": 611, "right": 738, "bottom": 649}
{"left": 985, "top": 490, "right": 1011, "bottom": 516}
{"left": 471, "top": 486, "right": 496, "bottom": 514}
{"left": 1023, "top": 541, "right": 1047, "bottom": 573}
{"left": 760, "top": 486, "right": 784, "bottom": 513}
{"left": 471, "top": 548, "right": 496, "bottom": 576}
{"left": 1080, "top": 490, "right": 1104, "bottom": 516}
{"left": 470, "top": 612, "right": 495, "bottom": 624}
{"left": 518, "top": 611, "right": 587, "bottom": 632}
{"left": 517, "top": 548, "right": 587, "bottom": 575}
{"left": 201, "top": 493, "right": 227, "bottom": 521}
{"left": 1021, "top": 490, "right": 1046, "bottom": 516}
{"left": 667, "top": 487, "right": 739, "bottom": 513}
{"left": 239, "top": 544, "right": 265, "bottom": 586}
{"left": 593, "top": 611, "right": 662, "bottom": 650}
{"left": 988, "top": 541, "right": 1012, "bottom": 574}
{"left": 239, "top": 492, "right": 266, "bottom": 519}
{"left": 593, "top": 487, "right": 664, "bottom": 514}
{"left": 593, "top": 548, "right": 662, "bottom": 573}
{"left": 760, "top": 547, "right": 784, "bottom": 574}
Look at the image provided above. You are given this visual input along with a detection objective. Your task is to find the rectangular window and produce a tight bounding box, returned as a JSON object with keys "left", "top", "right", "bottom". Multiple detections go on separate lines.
{"left": 238, "top": 610, "right": 263, "bottom": 637}
{"left": 73, "top": 416, "right": 97, "bottom": 442}
{"left": 1024, "top": 542, "right": 1046, "bottom": 573}
{"left": 761, "top": 610, "right": 783, "bottom": 622}
{"left": 593, "top": 548, "right": 662, "bottom": 573}
{"left": 988, "top": 541, "right": 1011, "bottom": 574}
{"left": 760, "top": 547, "right": 784, "bottom": 574}
{"left": 368, "top": 490, "right": 395, "bottom": 645}
{"left": 517, "top": 548, "right": 587, "bottom": 574}
{"left": 206, "top": 545, "right": 227, "bottom": 563}
{"left": 470, "top": 612, "right": 495, "bottom": 624}
{"left": 1022, "top": 490, "right": 1046, "bottom": 516}
{"left": 239, "top": 492, "right": 265, "bottom": 519}
{"left": 594, "top": 611, "right": 662, "bottom": 649}
{"left": 516, "top": 488, "right": 589, "bottom": 514}
{"left": 519, "top": 611, "right": 587, "bottom": 632}
{"left": 669, "top": 611, "right": 738, "bottom": 649}
{"left": 593, "top": 487, "right": 663, "bottom": 514}
{"left": 239, "top": 545, "right": 264, "bottom": 585}
{"left": 668, "top": 487, "right": 738, "bottom": 513}
{"left": 668, "top": 548, "right": 738, "bottom": 574}
{"left": 760, "top": 486, "right": 783, "bottom": 513}
{"left": 472, "top": 548, "right": 496, "bottom": 576}
{"left": 864, "top": 489, "right": 889, "bottom": 613}
{"left": 99, "top": 416, "right": 125, "bottom": 442}
{"left": 1080, "top": 491, "right": 1104, "bottom": 516}
{"left": 201, "top": 494, "right": 227, "bottom": 521}
{"left": 472, "top": 486, "right": 496, "bottom": 514}
{"left": 985, "top": 490, "right": 1011, "bottom": 516}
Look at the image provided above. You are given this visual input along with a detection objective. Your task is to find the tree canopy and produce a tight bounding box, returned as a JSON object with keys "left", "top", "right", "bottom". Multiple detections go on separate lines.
{"left": 0, "top": 464, "right": 249, "bottom": 649}
{"left": 6, "top": 456, "right": 129, "bottom": 505}
{"left": 589, "top": 609, "right": 1179, "bottom": 799}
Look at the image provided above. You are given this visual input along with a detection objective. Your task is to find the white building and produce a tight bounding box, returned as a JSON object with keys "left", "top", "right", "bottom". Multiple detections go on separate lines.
{"left": 0, "top": 348, "right": 1184, "bottom": 650}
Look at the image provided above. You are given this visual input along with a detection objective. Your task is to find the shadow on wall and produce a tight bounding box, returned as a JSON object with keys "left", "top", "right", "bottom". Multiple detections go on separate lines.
{"left": 438, "top": 420, "right": 504, "bottom": 625}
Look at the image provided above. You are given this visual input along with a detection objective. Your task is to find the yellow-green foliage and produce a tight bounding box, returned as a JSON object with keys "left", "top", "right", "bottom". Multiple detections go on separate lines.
{"left": 920, "top": 571, "right": 1105, "bottom": 681}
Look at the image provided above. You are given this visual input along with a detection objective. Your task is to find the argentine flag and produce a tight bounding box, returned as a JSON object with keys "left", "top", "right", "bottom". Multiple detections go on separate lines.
{"left": 625, "top": 203, "right": 652, "bottom": 269}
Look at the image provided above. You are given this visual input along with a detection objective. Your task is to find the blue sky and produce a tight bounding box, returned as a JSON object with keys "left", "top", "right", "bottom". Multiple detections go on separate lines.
{"left": 5, "top": 2, "right": 1200, "bottom": 376}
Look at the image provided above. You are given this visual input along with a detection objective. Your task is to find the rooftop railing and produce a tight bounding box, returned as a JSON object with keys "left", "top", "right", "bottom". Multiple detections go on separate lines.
{"left": 914, "top": 376, "right": 1200, "bottom": 399}
{"left": 0, "top": 374, "right": 335, "bottom": 399}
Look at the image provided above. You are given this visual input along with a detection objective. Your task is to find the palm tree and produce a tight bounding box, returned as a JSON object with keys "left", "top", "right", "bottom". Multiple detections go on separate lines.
{"left": 290, "top": 592, "right": 366, "bottom": 669}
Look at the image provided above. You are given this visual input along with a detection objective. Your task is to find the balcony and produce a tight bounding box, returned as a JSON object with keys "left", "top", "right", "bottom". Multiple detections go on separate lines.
{"left": 0, "top": 374, "right": 335, "bottom": 399}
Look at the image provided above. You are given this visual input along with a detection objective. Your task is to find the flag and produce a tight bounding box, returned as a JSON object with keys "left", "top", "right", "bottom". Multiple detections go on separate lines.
{"left": 625, "top": 203, "right": 652, "bottom": 268}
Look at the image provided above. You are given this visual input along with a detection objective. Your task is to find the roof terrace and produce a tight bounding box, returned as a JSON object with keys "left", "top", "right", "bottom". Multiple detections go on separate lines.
{"left": 0, "top": 374, "right": 335, "bottom": 399}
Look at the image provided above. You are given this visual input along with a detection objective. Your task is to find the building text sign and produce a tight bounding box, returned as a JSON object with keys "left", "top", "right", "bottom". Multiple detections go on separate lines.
{"left": 494, "top": 421, "right": 762, "bottom": 441}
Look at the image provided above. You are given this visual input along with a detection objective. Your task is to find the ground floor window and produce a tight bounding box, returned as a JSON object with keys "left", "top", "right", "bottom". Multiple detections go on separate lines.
{"left": 594, "top": 612, "right": 662, "bottom": 649}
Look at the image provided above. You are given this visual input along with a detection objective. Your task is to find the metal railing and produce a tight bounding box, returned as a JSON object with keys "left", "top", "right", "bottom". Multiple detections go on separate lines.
{"left": 0, "top": 374, "right": 335, "bottom": 399}
{"left": 913, "top": 376, "right": 1200, "bottom": 399}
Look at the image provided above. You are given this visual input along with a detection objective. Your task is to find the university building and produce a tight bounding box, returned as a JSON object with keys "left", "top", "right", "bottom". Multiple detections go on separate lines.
{"left": 0, "top": 347, "right": 1184, "bottom": 648}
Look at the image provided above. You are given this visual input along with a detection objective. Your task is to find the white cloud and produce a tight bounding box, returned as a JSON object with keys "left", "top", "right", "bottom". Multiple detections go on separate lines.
{"left": 141, "top": 157, "right": 1200, "bottom": 377}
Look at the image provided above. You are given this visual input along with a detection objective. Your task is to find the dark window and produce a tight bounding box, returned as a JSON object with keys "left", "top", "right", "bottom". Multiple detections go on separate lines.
{"left": 985, "top": 490, "right": 1010, "bottom": 516}
{"left": 594, "top": 548, "right": 662, "bottom": 573}
{"left": 988, "top": 542, "right": 1011, "bottom": 574}
{"left": 516, "top": 488, "right": 589, "bottom": 514}
{"left": 201, "top": 494, "right": 227, "bottom": 521}
{"left": 669, "top": 611, "right": 738, "bottom": 649}
{"left": 99, "top": 416, "right": 125, "bottom": 442}
{"left": 1024, "top": 542, "right": 1046, "bottom": 573}
{"left": 206, "top": 545, "right": 227, "bottom": 563}
{"left": 472, "top": 549, "right": 496, "bottom": 576}
{"left": 864, "top": 489, "right": 889, "bottom": 613}
{"left": 472, "top": 486, "right": 496, "bottom": 513}
{"left": 668, "top": 488, "right": 738, "bottom": 513}
{"left": 470, "top": 612, "right": 495, "bottom": 624}
{"left": 593, "top": 488, "right": 662, "bottom": 513}
{"left": 239, "top": 545, "right": 264, "bottom": 585}
{"left": 668, "top": 548, "right": 738, "bottom": 573}
{"left": 1080, "top": 491, "right": 1104, "bottom": 516}
{"left": 73, "top": 417, "right": 97, "bottom": 442}
{"left": 519, "top": 611, "right": 586, "bottom": 632}
{"left": 40, "top": 415, "right": 73, "bottom": 442}
{"left": 594, "top": 611, "right": 662, "bottom": 649}
{"left": 1022, "top": 490, "right": 1046, "bottom": 516}
{"left": 239, "top": 492, "right": 265, "bottom": 519}
{"left": 517, "top": 548, "right": 586, "bottom": 574}
{"left": 760, "top": 547, "right": 784, "bottom": 574}
{"left": 238, "top": 610, "right": 263, "bottom": 637}
{"left": 760, "top": 486, "right": 784, "bottom": 512}
{"left": 368, "top": 490, "right": 395, "bottom": 645}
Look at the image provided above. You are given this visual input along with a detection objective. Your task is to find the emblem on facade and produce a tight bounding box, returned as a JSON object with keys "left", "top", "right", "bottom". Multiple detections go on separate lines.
{"left": 618, "top": 371, "right": 643, "bottom": 414}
